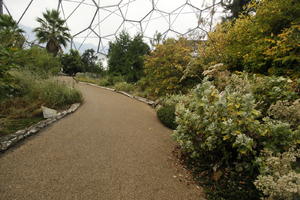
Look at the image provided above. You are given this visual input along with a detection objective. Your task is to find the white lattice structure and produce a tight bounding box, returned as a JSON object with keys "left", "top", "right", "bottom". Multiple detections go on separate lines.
{"left": 2, "top": 0, "right": 223, "bottom": 55}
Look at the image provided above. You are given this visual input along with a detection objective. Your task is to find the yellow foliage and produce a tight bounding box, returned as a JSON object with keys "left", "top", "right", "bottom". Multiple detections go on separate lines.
{"left": 144, "top": 38, "right": 193, "bottom": 97}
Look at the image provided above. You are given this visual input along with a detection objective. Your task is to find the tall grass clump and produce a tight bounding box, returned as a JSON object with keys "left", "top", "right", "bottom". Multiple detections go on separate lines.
{"left": 13, "top": 71, "right": 82, "bottom": 109}
{"left": 0, "top": 71, "right": 82, "bottom": 135}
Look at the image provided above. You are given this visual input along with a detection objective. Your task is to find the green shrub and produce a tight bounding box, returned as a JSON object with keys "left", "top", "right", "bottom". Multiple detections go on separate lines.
{"left": 174, "top": 77, "right": 299, "bottom": 167}
{"left": 250, "top": 75, "right": 298, "bottom": 113}
{"left": 98, "top": 77, "right": 110, "bottom": 86}
{"left": 157, "top": 105, "right": 177, "bottom": 129}
{"left": 60, "top": 49, "right": 84, "bottom": 76}
{"left": 1, "top": 46, "right": 61, "bottom": 78}
{"left": 170, "top": 75, "right": 300, "bottom": 199}
{"left": 107, "top": 75, "right": 124, "bottom": 85}
{"left": 114, "top": 81, "right": 135, "bottom": 92}
{"left": 20, "top": 47, "right": 61, "bottom": 77}
{"left": 144, "top": 38, "right": 194, "bottom": 98}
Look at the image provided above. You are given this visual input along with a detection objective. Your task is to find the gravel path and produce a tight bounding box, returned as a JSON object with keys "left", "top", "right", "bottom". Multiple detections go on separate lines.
{"left": 0, "top": 79, "right": 204, "bottom": 200}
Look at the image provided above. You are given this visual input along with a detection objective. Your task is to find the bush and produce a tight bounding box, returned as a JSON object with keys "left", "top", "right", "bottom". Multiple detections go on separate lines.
{"left": 156, "top": 95, "right": 191, "bottom": 130}
{"left": 0, "top": 46, "right": 16, "bottom": 101}
{"left": 268, "top": 99, "right": 300, "bottom": 129}
{"left": 60, "top": 49, "right": 84, "bottom": 76}
{"left": 114, "top": 82, "right": 135, "bottom": 92}
{"left": 250, "top": 75, "right": 298, "bottom": 113}
{"left": 106, "top": 75, "right": 125, "bottom": 86}
{"left": 36, "top": 80, "right": 82, "bottom": 108}
{"left": 1, "top": 46, "right": 60, "bottom": 78}
{"left": 157, "top": 105, "right": 177, "bottom": 129}
{"left": 19, "top": 47, "right": 61, "bottom": 77}
{"left": 198, "top": 0, "right": 300, "bottom": 76}
{"left": 144, "top": 38, "right": 194, "bottom": 97}
{"left": 254, "top": 147, "right": 300, "bottom": 200}
{"left": 169, "top": 72, "right": 300, "bottom": 199}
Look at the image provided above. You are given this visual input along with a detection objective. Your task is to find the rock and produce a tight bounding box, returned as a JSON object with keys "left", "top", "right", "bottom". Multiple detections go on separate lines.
{"left": 41, "top": 106, "right": 58, "bottom": 119}
{"left": 212, "top": 170, "right": 223, "bottom": 182}
{"left": 69, "top": 103, "right": 80, "bottom": 112}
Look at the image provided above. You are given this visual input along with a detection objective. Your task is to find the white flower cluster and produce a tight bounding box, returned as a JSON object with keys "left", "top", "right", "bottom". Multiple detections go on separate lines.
{"left": 254, "top": 148, "right": 300, "bottom": 200}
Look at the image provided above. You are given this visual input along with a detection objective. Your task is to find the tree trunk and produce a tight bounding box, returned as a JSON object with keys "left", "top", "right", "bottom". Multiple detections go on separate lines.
{"left": 46, "top": 40, "right": 59, "bottom": 56}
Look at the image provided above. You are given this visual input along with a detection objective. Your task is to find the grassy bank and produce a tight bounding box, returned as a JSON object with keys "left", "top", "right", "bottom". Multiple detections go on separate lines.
{"left": 75, "top": 73, "right": 152, "bottom": 100}
{"left": 0, "top": 71, "right": 82, "bottom": 136}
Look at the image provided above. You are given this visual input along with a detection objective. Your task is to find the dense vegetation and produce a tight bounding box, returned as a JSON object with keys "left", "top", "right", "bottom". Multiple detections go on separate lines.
{"left": 108, "top": 31, "right": 150, "bottom": 82}
{"left": 0, "top": 12, "right": 82, "bottom": 136}
{"left": 60, "top": 48, "right": 104, "bottom": 76}
{"left": 1, "top": 0, "right": 298, "bottom": 199}
{"left": 76, "top": 0, "right": 300, "bottom": 199}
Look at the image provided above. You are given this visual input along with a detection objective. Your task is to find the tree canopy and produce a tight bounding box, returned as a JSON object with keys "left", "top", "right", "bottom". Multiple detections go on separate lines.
{"left": 81, "top": 49, "right": 103, "bottom": 74}
{"left": 221, "top": 0, "right": 251, "bottom": 20}
{"left": 34, "top": 9, "right": 71, "bottom": 56}
{"left": 108, "top": 31, "right": 150, "bottom": 82}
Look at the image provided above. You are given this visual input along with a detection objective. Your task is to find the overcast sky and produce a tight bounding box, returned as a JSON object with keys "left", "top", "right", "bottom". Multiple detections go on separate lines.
{"left": 3, "top": 0, "right": 223, "bottom": 54}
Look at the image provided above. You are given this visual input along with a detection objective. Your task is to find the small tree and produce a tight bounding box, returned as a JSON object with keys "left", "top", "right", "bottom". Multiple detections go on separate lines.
{"left": 34, "top": 9, "right": 71, "bottom": 56}
{"left": 60, "top": 49, "right": 83, "bottom": 76}
{"left": 81, "top": 48, "right": 103, "bottom": 74}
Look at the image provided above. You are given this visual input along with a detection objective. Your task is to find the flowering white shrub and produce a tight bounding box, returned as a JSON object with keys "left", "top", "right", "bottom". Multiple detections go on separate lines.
{"left": 254, "top": 148, "right": 300, "bottom": 200}
{"left": 173, "top": 77, "right": 300, "bottom": 172}
{"left": 268, "top": 99, "right": 300, "bottom": 128}
{"left": 173, "top": 78, "right": 261, "bottom": 165}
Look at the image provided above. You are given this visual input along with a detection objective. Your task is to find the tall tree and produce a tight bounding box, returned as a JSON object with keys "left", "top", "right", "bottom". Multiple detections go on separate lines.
{"left": 221, "top": 0, "right": 251, "bottom": 20}
{"left": 108, "top": 31, "right": 150, "bottom": 82}
{"left": 34, "top": 9, "right": 71, "bottom": 56}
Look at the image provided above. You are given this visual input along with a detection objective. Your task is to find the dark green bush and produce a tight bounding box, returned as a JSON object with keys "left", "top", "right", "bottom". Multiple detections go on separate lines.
{"left": 157, "top": 104, "right": 177, "bottom": 129}
{"left": 60, "top": 49, "right": 84, "bottom": 76}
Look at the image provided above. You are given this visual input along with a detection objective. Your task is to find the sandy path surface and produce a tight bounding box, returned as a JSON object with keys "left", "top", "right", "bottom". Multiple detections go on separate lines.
{"left": 0, "top": 78, "right": 204, "bottom": 200}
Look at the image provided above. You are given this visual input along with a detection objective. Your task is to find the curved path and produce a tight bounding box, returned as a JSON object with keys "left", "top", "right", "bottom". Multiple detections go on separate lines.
{"left": 0, "top": 79, "right": 204, "bottom": 200}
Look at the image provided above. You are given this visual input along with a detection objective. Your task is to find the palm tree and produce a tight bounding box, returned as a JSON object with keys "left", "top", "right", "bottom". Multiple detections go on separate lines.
{"left": 34, "top": 9, "right": 71, "bottom": 56}
{"left": 0, "top": 14, "right": 25, "bottom": 47}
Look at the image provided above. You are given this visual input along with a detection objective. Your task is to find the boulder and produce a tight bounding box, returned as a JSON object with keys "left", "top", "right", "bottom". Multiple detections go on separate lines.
{"left": 41, "top": 106, "right": 58, "bottom": 119}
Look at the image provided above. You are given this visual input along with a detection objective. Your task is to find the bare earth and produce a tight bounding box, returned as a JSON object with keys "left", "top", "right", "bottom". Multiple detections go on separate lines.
{"left": 0, "top": 79, "right": 204, "bottom": 200}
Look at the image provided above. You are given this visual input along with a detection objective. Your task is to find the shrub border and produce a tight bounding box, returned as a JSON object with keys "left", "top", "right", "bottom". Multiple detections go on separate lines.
{"left": 0, "top": 103, "right": 81, "bottom": 152}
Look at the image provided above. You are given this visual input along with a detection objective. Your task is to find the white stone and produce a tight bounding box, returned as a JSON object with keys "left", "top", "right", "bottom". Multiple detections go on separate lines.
{"left": 41, "top": 106, "right": 58, "bottom": 119}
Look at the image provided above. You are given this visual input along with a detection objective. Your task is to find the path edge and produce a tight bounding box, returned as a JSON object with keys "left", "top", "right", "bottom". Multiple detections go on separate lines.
{"left": 82, "top": 82, "right": 158, "bottom": 107}
{"left": 0, "top": 103, "right": 81, "bottom": 153}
